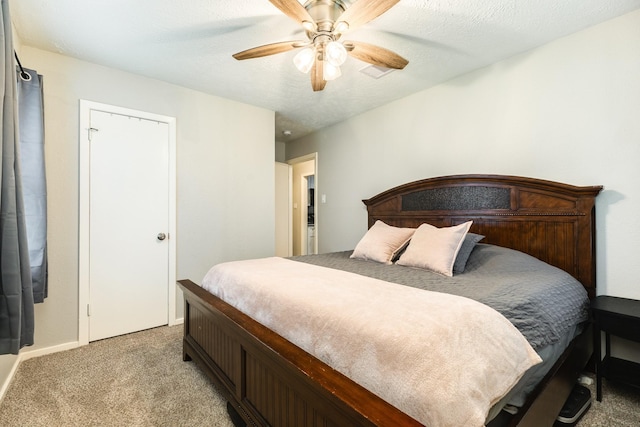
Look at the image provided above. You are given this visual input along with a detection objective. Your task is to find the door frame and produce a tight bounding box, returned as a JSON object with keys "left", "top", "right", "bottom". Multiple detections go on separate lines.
{"left": 275, "top": 162, "right": 293, "bottom": 257}
{"left": 288, "top": 153, "right": 318, "bottom": 255}
{"left": 78, "top": 100, "right": 177, "bottom": 346}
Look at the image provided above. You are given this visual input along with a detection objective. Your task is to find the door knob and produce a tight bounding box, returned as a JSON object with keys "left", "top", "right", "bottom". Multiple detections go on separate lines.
{"left": 157, "top": 232, "right": 167, "bottom": 241}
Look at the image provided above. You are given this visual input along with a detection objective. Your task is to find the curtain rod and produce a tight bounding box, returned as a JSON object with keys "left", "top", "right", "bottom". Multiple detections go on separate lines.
{"left": 14, "top": 51, "right": 32, "bottom": 81}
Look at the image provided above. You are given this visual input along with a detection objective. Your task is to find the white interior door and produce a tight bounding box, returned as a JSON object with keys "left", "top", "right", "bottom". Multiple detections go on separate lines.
{"left": 87, "top": 110, "right": 170, "bottom": 341}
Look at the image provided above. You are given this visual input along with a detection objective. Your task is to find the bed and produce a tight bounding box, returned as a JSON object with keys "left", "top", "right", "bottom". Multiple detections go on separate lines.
{"left": 178, "top": 174, "right": 602, "bottom": 427}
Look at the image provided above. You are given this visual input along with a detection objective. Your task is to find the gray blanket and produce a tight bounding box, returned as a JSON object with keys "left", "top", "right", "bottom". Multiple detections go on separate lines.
{"left": 291, "top": 244, "right": 590, "bottom": 350}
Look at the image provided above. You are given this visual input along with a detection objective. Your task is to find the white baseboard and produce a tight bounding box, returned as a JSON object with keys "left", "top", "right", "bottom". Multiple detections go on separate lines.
{"left": 19, "top": 341, "right": 81, "bottom": 361}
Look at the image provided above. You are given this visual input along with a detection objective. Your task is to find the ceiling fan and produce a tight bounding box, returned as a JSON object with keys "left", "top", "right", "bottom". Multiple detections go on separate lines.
{"left": 233, "top": 0, "right": 409, "bottom": 91}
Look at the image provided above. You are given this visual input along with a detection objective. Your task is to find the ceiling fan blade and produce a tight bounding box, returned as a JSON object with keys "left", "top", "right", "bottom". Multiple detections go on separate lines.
{"left": 269, "top": 0, "right": 314, "bottom": 24}
{"left": 232, "top": 41, "right": 305, "bottom": 60}
{"left": 345, "top": 41, "right": 408, "bottom": 69}
{"left": 311, "top": 58, "right": 326, "bottom": 91}
{"left": 336, "top": 0, "right": 400, "bottom": 30}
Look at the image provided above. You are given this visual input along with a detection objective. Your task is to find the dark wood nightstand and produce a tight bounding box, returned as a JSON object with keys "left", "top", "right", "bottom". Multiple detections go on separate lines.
{"left": 591, "top": 295, "right": 640, "bottom": 401}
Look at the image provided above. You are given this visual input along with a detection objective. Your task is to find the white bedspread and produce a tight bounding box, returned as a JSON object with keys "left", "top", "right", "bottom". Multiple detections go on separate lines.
{"left": 202, "top": 257, "right": 541, "bottom": 427}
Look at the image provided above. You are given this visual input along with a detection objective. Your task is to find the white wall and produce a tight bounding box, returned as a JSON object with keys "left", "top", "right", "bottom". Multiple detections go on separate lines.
{"left": 16, "top": 47, "right": 275, "bottom": 354}
{"left": 288, "top": 10, "right": 640, "bottom": 301}
{"left": 275, "top": 162, "right": 292, "bottom": 257}
{"left": 275, "top": 140, "right": 286, "bottom": 162}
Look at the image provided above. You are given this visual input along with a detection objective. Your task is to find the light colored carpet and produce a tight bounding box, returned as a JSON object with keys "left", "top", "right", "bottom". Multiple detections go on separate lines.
{"left": 577, "top": 375, "right": 640, "bottom": 427}
{"left": 1, "top": 325, "right": 638, "bottom": 426}
{"left": 0, "top": 326, "right": 234, "bottom": 427}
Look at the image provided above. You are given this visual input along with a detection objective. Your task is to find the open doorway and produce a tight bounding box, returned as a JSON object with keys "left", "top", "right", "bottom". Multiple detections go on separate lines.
{"left": 306, "top": 175, "right": 315, "bottom": 254}
{"left": 288, "top": 153, "right": 318, "bottom": 256}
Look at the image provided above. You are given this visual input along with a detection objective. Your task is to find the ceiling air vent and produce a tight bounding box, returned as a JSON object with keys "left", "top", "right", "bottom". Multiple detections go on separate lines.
{"left": 359, "top": 64, "right": 396, "bottom": 79}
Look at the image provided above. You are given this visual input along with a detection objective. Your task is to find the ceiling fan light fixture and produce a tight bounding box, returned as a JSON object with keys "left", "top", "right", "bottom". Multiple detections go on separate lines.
{"left": 323, "top": 61, "right": 342, "bottom": 81}
{"left": 293, "top": 47, "right": 315, "bottom": 73}
{"left": 325, "top": 41, "right": 347, "bottom": 66}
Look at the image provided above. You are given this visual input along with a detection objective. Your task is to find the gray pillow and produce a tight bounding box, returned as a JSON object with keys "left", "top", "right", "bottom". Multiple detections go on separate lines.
{"left": 453, "top": 233, "right": 485, "bottom": 274}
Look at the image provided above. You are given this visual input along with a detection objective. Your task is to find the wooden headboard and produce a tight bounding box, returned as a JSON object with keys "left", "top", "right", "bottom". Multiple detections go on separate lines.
{"left": 363, "top": 175, "right": 603, "bottom": 298}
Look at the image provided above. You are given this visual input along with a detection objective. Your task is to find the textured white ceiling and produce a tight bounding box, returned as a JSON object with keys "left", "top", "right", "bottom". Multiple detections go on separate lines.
{"left": 10, "top": 0, "right": 640, "bottom": 141}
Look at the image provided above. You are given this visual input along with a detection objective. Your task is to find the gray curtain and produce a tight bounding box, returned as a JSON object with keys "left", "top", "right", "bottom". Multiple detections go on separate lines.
{"left": 17, "top": 68, "right": 47, "bottom": 303}
{"left": 0, "top": 0, "right": 35, "bottom": 355}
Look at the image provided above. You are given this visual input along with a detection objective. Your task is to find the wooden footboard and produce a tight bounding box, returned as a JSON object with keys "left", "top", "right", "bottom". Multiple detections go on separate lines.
{"left": 179, "top": 279, "right": 421, "bottom": 427}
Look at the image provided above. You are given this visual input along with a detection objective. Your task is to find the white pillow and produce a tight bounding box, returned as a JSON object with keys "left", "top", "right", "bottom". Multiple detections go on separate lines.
{"left": 396, "top": 221, "right": 473, "bottom": 276}
{"left": 350, "top": 220, "right": 415, "bottom": 264}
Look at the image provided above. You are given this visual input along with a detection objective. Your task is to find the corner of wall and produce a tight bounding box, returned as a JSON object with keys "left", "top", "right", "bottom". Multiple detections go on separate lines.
{"left": 275, "top": 140, "right": 286, "bottom": 163}
{"left": 11, "top": 13, "right": 23, "bottom": 54}
{"left": 0, "top": 355, "right": 20, "bottom": 403}
{"left": 0, "top": 338, "right": 81, "bottom": 403}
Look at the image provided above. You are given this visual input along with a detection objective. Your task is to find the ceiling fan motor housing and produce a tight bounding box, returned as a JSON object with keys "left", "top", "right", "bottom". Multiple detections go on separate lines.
{"left": 304, "top": 0, "right": 349, "bottom": 33}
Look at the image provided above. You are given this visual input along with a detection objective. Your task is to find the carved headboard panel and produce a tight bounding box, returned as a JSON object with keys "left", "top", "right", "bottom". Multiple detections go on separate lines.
{"left": 363, "top": 175, "right": 603, "bottom": 298}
